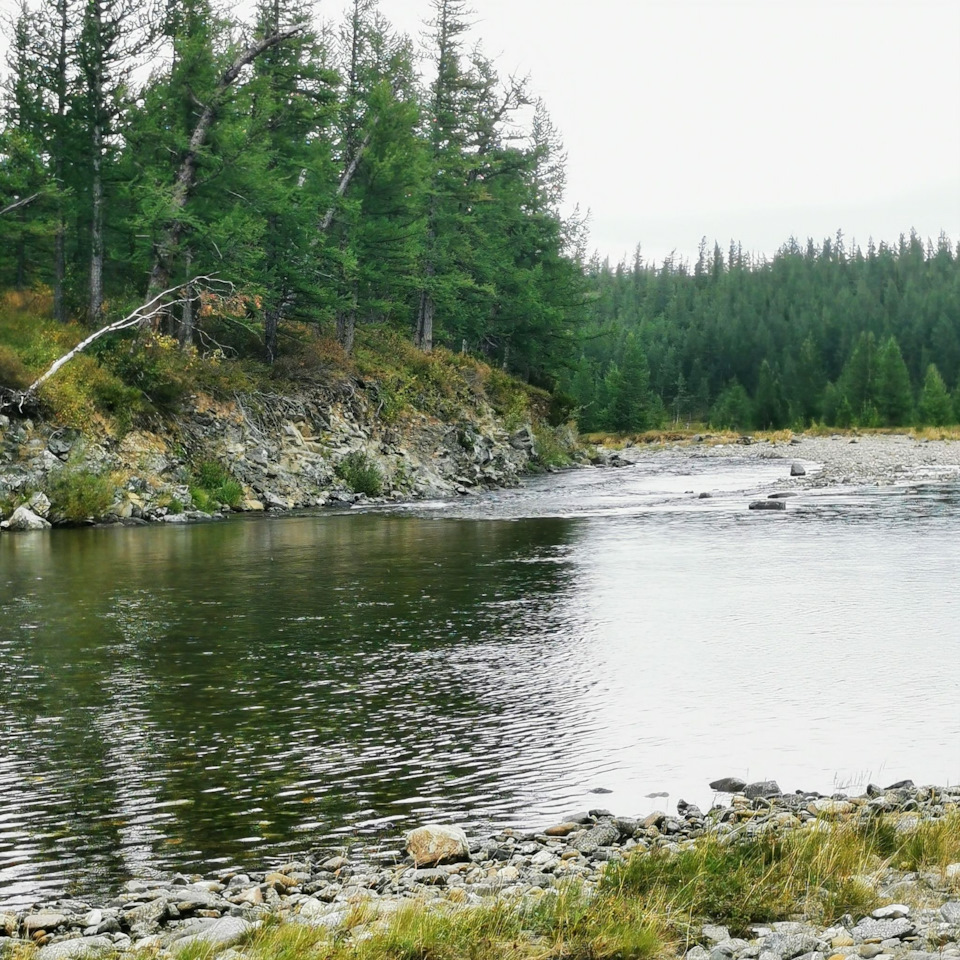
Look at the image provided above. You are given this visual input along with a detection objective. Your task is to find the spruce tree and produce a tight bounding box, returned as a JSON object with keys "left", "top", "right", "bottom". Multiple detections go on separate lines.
{"left": 918, "top": 364, "right": 953, "bottom": 425}
{"left": 876, "top": 336, "right": 914, "bottom": 426}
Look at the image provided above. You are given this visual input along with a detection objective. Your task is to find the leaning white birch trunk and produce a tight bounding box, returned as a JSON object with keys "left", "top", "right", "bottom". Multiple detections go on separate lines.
{"left": 13, "top": 277, "right": 224, "bottom": 410}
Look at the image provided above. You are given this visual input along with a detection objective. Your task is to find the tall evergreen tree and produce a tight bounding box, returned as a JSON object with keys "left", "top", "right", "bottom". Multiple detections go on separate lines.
{"left": 918, "top": 364, "right": 953, "bottom": 425}
{"left": 876, "top": 336, "right": 914, "bottom": 426}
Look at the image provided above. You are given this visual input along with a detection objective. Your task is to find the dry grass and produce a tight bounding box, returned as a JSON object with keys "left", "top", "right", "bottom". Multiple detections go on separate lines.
{"left": 6, "top": 812, "right": 960, "bottom": 960}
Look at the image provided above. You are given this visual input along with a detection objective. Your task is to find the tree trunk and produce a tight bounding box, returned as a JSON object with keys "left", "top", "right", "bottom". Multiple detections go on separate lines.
{"left": 89, "top": 133, "right": 104, "bottom": 324}
{"left": 144, "top": 27, "right": 301, "bottom": 328}
{"left": 53, "top": 0, "right": 68, "bottom": 323}
{"left": 178, "top": 250, "right": 194, "bottom": 347}
{"left": 336, "top": 281, "right": 358, "bottom": 355}
{"left": 415, "top": 286, "right": 434, "bottom": 353}
{"left": 264, "top": 305, "right": 280, "bottom": 363}
{"left": 87, "top": 0, "right": 104, "bottom": 326}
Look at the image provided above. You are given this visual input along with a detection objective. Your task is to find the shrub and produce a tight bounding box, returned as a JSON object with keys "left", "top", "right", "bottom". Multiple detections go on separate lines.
{"left": 533, "top": 424, "right": 573, "bottom": 469}
{"left": 335, "top": 451, "right": 383, "bottom": 497}
{"left": 0, "top": 344, "right": 31, "bottom": 390}
{"left": 46, "top": 467, "right": 115, "bottom": 522}
{"left": 190, "top": 460, "right": 244, "bottom": 510}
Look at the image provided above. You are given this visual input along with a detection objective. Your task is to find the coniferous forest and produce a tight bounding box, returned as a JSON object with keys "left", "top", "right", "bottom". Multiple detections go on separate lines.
{"left": 568, "top": 234, "right": 960, "bottom": 433}
{"left": 0, "top": 0, "right": 585, "bottom": 384}
{"left": 0, "top": 0, "right": 958, "bottom": 433}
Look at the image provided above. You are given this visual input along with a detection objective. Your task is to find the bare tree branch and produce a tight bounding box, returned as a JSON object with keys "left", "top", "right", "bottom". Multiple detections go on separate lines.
{"left": 0, "top": 194, "right": 40, "bottom": 218}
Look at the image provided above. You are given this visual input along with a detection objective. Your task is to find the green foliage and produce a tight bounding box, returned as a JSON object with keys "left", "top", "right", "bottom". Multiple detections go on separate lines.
{"left": 754, "top": 359, "right": 787, "bottom": 429}
{"left": 919, "top": 364, "right": 954, "bottom": 426}
{"left": 573, "top": 231, "right": 960, "bottom": 430}
{"left": 190, "top": 459, "right": 244, "bottom": 510}
{"left": 876, "top": 337, "right": 914, "bottom": 426}
{"left": 710, "top": 379, "right": 753, "bottom": 429}
{"left": 46, "top": 466, "right": 114, "bottom": 521}
{"left": 532, "top": 424, "right": 574, "bottom": 469}
{"left": 0, "top": 343, "right": 31, "bottom": 389}
{"left": 334, "top": 451, "right": 383, "bottom": 497}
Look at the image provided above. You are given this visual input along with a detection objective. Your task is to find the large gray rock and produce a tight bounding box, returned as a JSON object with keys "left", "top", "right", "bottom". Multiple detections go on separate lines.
{"left": 790, "top": 462, "right": 806, "bottom": 476}
{"left": 405, "top": 824, "right": 470, "bottom": 866}
{"left": 760, "top": 933, "right": 823, "bottom": 959}
{"left": 1, "top": 505, "right": 51, "bottom": 530}
{"left": 941, "top": 902, "right": 960, "bottom": 925}
{"left": 744, "top": 780, "right": 782, "bottom": 799}
{"left": 168, "top": 917, "right": 254, "bottom": 953}
{"left": 709, "top": 777, "right": 746, "bottom": 793}
{"left": 850, "top": 917, "right": 915, "bottom": 942}
{"left": 36, "top": 937, "right": 114, "bottom": 960}
{"left": 574, "top": 821, "right": 620, "bottom": 854}
{"left": 23, "top": 912, "right": 67, "bottom": 934}
{"left": 749, "top": 500, "right": 785, "bottom": 511}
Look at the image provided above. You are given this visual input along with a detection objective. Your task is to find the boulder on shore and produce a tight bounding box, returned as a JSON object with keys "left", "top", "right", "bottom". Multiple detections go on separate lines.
{"left": 405, "top": 824, "right": 470, "bottom": 866}
{"left": 710, "top": 777, "right": 747, "bottom": 793}
{"left": 1, "top": 505, "right": 51, "bottom": 531}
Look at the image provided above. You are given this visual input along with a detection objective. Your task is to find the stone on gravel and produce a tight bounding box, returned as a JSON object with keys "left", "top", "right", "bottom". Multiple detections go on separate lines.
{"left": 168, "top": 917, "right": 254, "bottom": 953}
{"left": 406, "top": 824, "right": 470, "bottom": 866}
{"left": 574, "top": 822, "right": 620, "bottom": 854}
{"left": 850, "top": 918, "right": 915, "bottom": 942}
{"left": 710, "top": 778, "right": 747, "bottom": 793}
{"left": 36, "top": 937, "right": 115, "bottom": 960}
{"left": 745, "top": 780, "right": 782, "bottom": 799}
{"left": 702, "top": 924, "right": 731, "bottom": 943}
{"left": 544, "top": 822, "right": 580, "bottom": 837}
{"left": 941, "top": 902, "right": 960, "bottom": 925}
{"left": 808, "top": 799, "right": 855, "bottom": 817}
{"left": 749, "top": 500, "right": 786, "bottom": 511}
{"left": 871, "top": 906, "right": 910, "bottom": 920}
{"left": 1, "top": 506, "right": 51, "bottom": 530}
{"left": 791, "top": 463, "right": 806, "bottom": 476}
{"left": 761, "top": 933, "right": 823, "bottom": 959}
{"left": 23, "top": 913, "right": 67, "bottom": 934}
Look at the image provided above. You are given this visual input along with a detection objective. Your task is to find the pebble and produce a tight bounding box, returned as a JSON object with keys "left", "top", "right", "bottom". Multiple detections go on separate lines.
{"left": 3, "top": 779, "right": 959, "bottom": 960}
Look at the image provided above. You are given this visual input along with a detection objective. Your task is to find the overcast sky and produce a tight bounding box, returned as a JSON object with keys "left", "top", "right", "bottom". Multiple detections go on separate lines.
{"left": 357, "top": 0, "right": 960, "bottom": 266}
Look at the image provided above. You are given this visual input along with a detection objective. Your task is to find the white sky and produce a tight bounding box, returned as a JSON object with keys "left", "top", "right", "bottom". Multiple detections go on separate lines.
{"left": 362, "top": 0, "right": 960, "bottom": 265}
{"left": 4, "top": 0, "right": 958, "bottom": 264}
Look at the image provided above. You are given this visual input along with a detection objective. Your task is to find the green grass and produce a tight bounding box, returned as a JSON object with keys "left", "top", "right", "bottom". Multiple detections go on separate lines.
{"left": 189, "top": 459, "right": 244, "bottom": 511}
{"left": 4, "top": 812, "right": 960, "bottom": 960}
{"left": 45, "top": 465, "right": 115, "bottom": 522}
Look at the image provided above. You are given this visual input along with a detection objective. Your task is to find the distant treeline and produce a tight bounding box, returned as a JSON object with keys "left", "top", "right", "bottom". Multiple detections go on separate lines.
{"left": 565, "top": 232, "right": 960, "bottom": 431}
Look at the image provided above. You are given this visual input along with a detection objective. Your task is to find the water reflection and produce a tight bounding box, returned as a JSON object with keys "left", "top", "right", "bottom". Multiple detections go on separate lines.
{"left": 2, "top": 463, "right": 959, "bottom": 906}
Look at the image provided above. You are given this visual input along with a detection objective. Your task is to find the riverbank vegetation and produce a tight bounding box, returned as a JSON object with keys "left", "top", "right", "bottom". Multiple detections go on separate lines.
{"left": 0, "top": 0, "right": 585, "bottom": 397}
{"left": 2, "top": 1, "right": 959, "bottom": 447}
{"left": 28, "top": 809, "right": 948, "bottom": 960}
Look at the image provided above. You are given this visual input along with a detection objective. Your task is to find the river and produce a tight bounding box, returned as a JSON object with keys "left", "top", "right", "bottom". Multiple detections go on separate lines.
{"left": 1, "top": 456, "right": 959, "bottom": 906}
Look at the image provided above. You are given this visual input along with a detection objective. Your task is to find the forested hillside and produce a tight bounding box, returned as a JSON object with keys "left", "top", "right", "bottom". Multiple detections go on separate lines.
{"left": 1, "top": 0, "right": 958, "bottom": 437}
{"left": 0, "top": 0, "right": 585, "bottom": 390}
{"left": 567, "top": 233, "right": 960, "bottom": 432}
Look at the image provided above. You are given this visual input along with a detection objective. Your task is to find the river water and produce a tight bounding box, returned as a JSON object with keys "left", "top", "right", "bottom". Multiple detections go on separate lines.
{"left": 1, "top": 456, "right": 959, "bottom": 906}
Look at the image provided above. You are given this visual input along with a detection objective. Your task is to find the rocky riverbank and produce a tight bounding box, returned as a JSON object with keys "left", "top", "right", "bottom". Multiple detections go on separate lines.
{"left": 0, "top": 380, "right": 577, "bottom": 530}
{"left": 3, "top": 779, "right": 959, "bottom": 959}
{"left": 595, "top": 432, "right": 960, "bottom": 492}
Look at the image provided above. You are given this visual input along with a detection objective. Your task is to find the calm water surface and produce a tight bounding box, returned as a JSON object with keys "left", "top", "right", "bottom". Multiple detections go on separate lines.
{"left": 1, "top": 456, "right": 959, "bottom": 905}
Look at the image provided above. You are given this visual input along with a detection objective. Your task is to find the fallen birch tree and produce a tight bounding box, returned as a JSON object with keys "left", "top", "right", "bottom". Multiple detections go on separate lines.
{"left": 0, "top": 277, "right": 230, "bottom": 415}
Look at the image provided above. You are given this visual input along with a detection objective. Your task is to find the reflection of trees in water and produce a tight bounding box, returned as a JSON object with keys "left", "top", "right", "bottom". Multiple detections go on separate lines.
{"left": 1, "top": 513, "right": 586, "bottom": 895}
